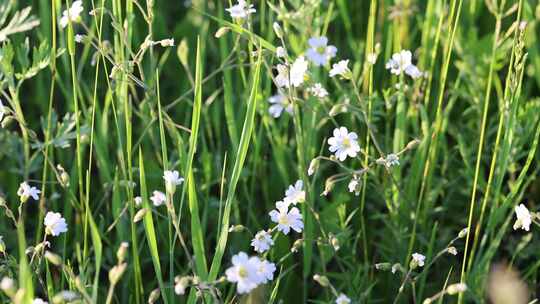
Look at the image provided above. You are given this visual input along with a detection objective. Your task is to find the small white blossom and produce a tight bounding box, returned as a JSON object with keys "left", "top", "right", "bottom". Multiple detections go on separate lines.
{"left": 367, "top": 53, "right": 378, "bottom": 65}
{"left": 328, "top": 127, "right": 360, "bottom": 161}
{"left": 348, "top": 178, "right": 361, "bottom": 196}
{"left": 253, "top": 257, "right": 276, "bottom": 284}
{"left": 268, "top": 94, "right": 292, "bottom": 118}
{"left": 513, "top": 204, "right": 532, "bottom": 231}
{"left": 174, "top": 277, "right": 189, "bottom": 295}
{"left": 60, "top": 0, "right": 84, "bottom": 28}
{"left": 329, "top": 60, "right": 350, "bottom": 78}
{"left": 163, "top": 170, "right": 184, "bottom": 194}
{"left": 251, "top": 230, "right": 273, "bottom": 253}
{"left": 276, "top": 46, "right": 286, "bottom": 58}
{"left": 74, "top": 34, "right": 84, "bottom": 43}
{"left": 336, "top": 293, "right": 351, "bottom": 304}
{"left": 308, "top": 83, "right": 328, "bottom": 98}
{"left": 405, "top": 64, "right": 422, "bottom": 79}
{"left": 225, "top": 252, "right": 260, "bottom": 294}
{"left": 150, "top": 191, "right": 166, "bottom": 206}
{"left": 289, "top": 56, "right": 309, "bottom": 87}
{"left": 274, "top": 64, "right": 290, "bottom": 88}
{"left": 134, "top": 196, "right": 142, "bottom": 206}
{"left": 17, "top": 182, "right": 41, "bottom": 203}
{"left": 305, "top": 36, "right": 337, "bottom": 66}
{"left": 284, "top": 180, "right": 305, "bottom": 205}
{"left": 411, "top": 252, "right": 426, "bottom": 267}
{"left": 386, "top": 50, "right": 423, "bottom": 79}
{"left": 226, "top": 0, "right": 256, "bottom": 19}
{"left": 33, "top": 299, "right": 48, "bottom": 304}
{"left": 269, "top": 201, "right": 304, "bottom": 235}
{"left": 44, "top": 212, "right": 68, "bottom": 237}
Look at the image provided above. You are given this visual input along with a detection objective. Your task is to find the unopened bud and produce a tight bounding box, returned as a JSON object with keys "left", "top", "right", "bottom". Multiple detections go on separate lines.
{"left": 52, "top": 290, "right": 79, "bottom": 304}
{"left": 329, "top": 234, "right": 340, "bottom": 251}
{"left": 375, "top": 263, "right": 392, "bottom": 271}
{"left": 174, "top": 276, "right": 190, "bottom": 295}
{"left": 109, "top": 263, "right": 127, "bottom": 285}
{"left": 447, "top": 246, "right": 458, "bottom": 256}
{"left": 214, "top": 27, "right": 230, "bottom": 38}
{"left": 308, "top": 158, "right": 319, "bottom": 176}
{"left": 0, "top": 277, "right": 15, "bottom": 297}
{"left": 148, "top": 288, "right": 160, "bottom": 304}
{"left": 45, "top": 251, "right": 63, "bottom": 266}
{"left": 406, "top": 139, "right": 421, "bottom": 150}
{"left": 446, "top": 283, "right": 467, "bottom": 295}
{"left": 291, "top": 239, "right": 303, "bottom": 253}
{"left": 117, "top": 242, "right": 129, "bottom": 262}
{"left": 134, "top": 208, "right": 149, "bottom": 223}
{"left": 228, "top": 225, "right": 245, "bottom": 233}
{"left": 321, "top": 179, "right": 335, "bottom": 196}
{"left": 458, "top": 228, "right": 468, "bottom": 238}
{"left": 313, "top": 274, "right": 330, "bottom": 287}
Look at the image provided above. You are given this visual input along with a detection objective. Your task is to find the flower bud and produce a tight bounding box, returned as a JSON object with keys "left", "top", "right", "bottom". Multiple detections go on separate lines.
{"left": 117, "top": 242, "right": 129, "bottom": 263}
{"left": 374, "top": 263, "right": 392, "bottom": 271}
{"left": 313, "top": 274, "right": 330, "bottom": 287}
{"left": 45, "top": 251, "right": 63, "bottom": 266}
{"left": 329, "top": 234, "right": 340, "bottom": 251}
{"left": 446, "top": 283, "right": 467, "bottom": 295}
{"left": 228, "top": 225, "right": 245, "bottom": 233}
{"left": 174, "top": 276, "right": 190, "bottom": 295}
{"left": 447, "top": 246, "right": 458, "bottom": 256}
{"left": 458, "top": 228, "right": 468, "bottom": 238}
{"left": 0, "top": 277, "right": 16, "bottom": 297}
{"left": 291, "top": 239, "right": 303, "bottom": 253}
{"left": 148, "top": 288, "right": 160, "bottom": 304}
{"left": 406, "top": 139, "right": 421, "bottom": 150}
{"left": 214, "top": 27, "right": 230, "bottom": 38}
{"left": 134, "top": 208, "right": 148, "bottom": 223}
{"left": 273, "top": 22, "right": 283, "bottom": 39}
{"left": 109, "top": 263, "right": 127, "bottom": 285}
{"left": 308, "top": 158, "right": 319, "bottom": 176}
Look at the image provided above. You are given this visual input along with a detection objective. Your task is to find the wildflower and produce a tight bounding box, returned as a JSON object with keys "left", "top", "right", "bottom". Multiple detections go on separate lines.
{"left": 348, "top": 178, "right": 361, "bottom": 196}
{"left": 411, "top": 252, "right": 426, "bottom": 268}
{"left": 386, "top": 50, "right": 423, "bottom": 79}
{"left": 44, "top": 212, "right": 68, "bottom": 237}
{"left": 163, "top": 170, "right": 184, "bottom": 194}
{"left": 329, "top": 60, "right": 350, "bottom": 78}
{"left": 376, "top": 153, "right": 400, "bottom": 168}
{"left": 305, "top": 36, "right": 337, "bottom": 66}
{"left": 328, "top": 127, "right": 360, "bottom": 161}
{"left": 289, "top": 56, "right": 309, "bottom": 87}
{"left": 268, "top": 94, "right": 292, "bottom": 118}
{"left": 226, "top": 0, "right": 256, "bottom": 19}
{"left": 447, "top": 246, "right": 458, "bottom": 255}
{"left": 251, "top": 230, "right": 274, "bottom": 253}
{"left": 367, "top": 52, "right": 378, "bottom": 65}
{"left": 275, "top": 64, "right": 290, "bottom": 88}
{"left": 284, "top": 180, "right": 305, "bottom": 205}
{"left": 74, "top": 34, "right": 84, "bottom": 43}
{"left": 17, "top": 182, "right": 41, "bottom": 203}
{"left": 150, "top": 191, "right": 166, "bottom": 206}
{"left": 253, "top": 257, "right": 276, "bottom": 284}
{"left": 446, "top": 283, "right": 467, "bottom": 295}
{"left": 60, "top": 0, "right": 84, "bottom": 28}
{"left": 225, "top": 252, "right": 260, "bottom": 294}
{"left": 269, "top": 201, "right": 304, "bottom": 235}
{"left": 405, "top": 64, "right": 422, "bottom": 79}
{"left": 174, "top": 276, "right": 190, "bottom": 295}
{"left": 307, "top": 158, "right": 319, "bottom": 176}
{"left": 276, "top": 46, "right": 286, "bottom": 58}
{"left": 336, "top": 293, "right": 351, "bottom": 304}
{"left": 513, "top": 204, "right": 532, "bottom": 231}
{"left": 134, "top": 196, "right": 142, "bottom": 206}
{"left": 308, "top": 83, "right": 329, "bottom": 98}
{"left": 0, "top": 277, "right": 15, "bottom": 297}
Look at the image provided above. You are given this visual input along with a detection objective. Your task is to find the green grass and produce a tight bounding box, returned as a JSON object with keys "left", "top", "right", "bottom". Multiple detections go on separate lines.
{"left": 0, "top": 0, "right": 539, "bottom": 303}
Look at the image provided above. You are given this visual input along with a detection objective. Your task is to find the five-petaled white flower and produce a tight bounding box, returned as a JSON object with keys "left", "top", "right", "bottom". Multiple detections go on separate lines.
{"left": 306, "top": 36, "right": 337, "bottom": 66}
{"left": 308, "top": 83, "right": 329, "bottom": 98}
{"left": 253, "top": 257, "right": 276, "bottom": 284}
{"left": 513, "top": 204, "right": 532, "bottom": 231}
{"left": 225, "top": 252, "right": 260, "bottom": 294}
{"left": 269, "top": 201, "right": 303, "bottom": 234}
{"left": 386, "top": 50, "right": 423, "bottom": 79}
{"left": 251, "top": 230, "right": 274, "bottom": 253}
{"left": 268, "top": 94, "right": 292, "bottom": 118}
{"left": 60, "top": 0, "right": 84, "bottom": 28}
{"left": 33, "top": 298, "right": 48, "bottom": 304}
{"left": 44, "top": 212, "right": 68, "bottom": 237}
{"left": 411, "top": 252, "right": 426, "bottom": 267}
{"left": 284, "top": 180, "right": 305, "bottom": 205}
{"left": 226, "top": 0, "right": 256, "bottom": 19}
{"left": 163, "top": 170, "right": 184, "bottom": 194}
{"left": 150, "top": 190, "right": 166, "bottom": 206}
{"left": 328, "top": 127, "right": 360, "bottom": 161}
{"left": 17, "top": 182, "right": 41, "bottom": 203}
{"left": 336, "top": 293, "right": 351, "bottom": 304}
{"left": 348, "top": 178, "right": 361, "bottom": 196}
{"left": 329, "top": 60, "right": 350, "bottom": 78}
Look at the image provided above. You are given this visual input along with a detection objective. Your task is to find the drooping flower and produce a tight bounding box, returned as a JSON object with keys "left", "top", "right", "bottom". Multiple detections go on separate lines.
{"left": 335, "top": 293, "right": 351, "bottom": 304}
{"left": 226, "top": 0, "right": 256, "bottom": 19}
{"left": 348, "top": 178, "right": 361, "bottom": 196}
{"left": 305, "top": 36, "right": 337, "bottom": 66}
{"left": 44, "top": 212, "right": 68, "bottom": 237}
{"left": 17, "top": 182, "right": 41, "bottom": 203}
{"left": 513, "top": 204, "right": 532, "bottom": 231}
{"left": 308, "top": 83, "right": 329, "bottom": 98}
{"left": 328, "top": 127, "right": 360, "bottom": 161}
{"left": 225, "top": 252, "right": 260, "bottom": 294}
{"left": 252, "top": 257, "right": 276, "bottom": 284}
{"left": 268, "top": 94, "right": 292, "bottom": 118}
{"left": 284, "top": 180, "right": 305, "bottom": 205}
{"left": 251, "top": 230, "right": 274, "bottom": 253}
{"left": 269, "top": 201, "right": 303, "bottom": 234}
{"left": 150, "top": 190, "right": 166, "bottom": 206}
{"left": 405, "top": 64, "right": 422, "bottom": 79}
{"left": 163, "top": 170, "right": 184, "bottom": 194}
{"left": 33, "top": 298, "right": 48, "bottom": 304}
{"left": 329, "top": 60, "right": 350, "bottom": 78}
{"left": 60, "top": 0, "right": 84, "bottom": 28}
{"left": 411, "top": 252, "right": 426, "bottom": 268}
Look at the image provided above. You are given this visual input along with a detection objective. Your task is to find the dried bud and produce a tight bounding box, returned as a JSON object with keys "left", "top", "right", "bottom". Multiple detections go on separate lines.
{"left": 117, "top": 242, "right": 129, "bottom": 262}
{"left": 313, "top": 274, "right": 330, "bottom": 287}
{"left": 228, "top": 225, "right": 245, "bottom": 233}
{"left": 134, "top": 208, "right": 149, "bottom": 223}
{"left": 308, "top": 158, "right": 319, "bottom": 176}
{"left": 57, "top": 164, "right": 70, "bottom": 188}
{"left": 321, "top": 178, "right": 335, "bottom": 196}
{"left": 447, "top": 246, "right": 458, "bottom": 256}
{"left": 446, "top": 283, "right": 467, "bottom": 295}
{"left": 406, "top": 139, "right": 421, "bottom": 150}
{"left": 174, "top": 276, "right": 190, "bottom": 295}
{"left": 291, "top": 239, "right": 303, "bottom": 253}
{"left": 45, "top": 251, "right": 63, "bottom": 266}
{"left": 329, "top": 234, "right": 340, "bottom": 251}
{"left": 109, "top": 263, "right": 127, "bottom": 285}
{"left": 458, "top": 228, "right": 468, "bottom": 238}
{"left": 148, "top": 288, "right": 160, "bottom": 304}
{"left": 374, "top": 263, "right": 392, "bottom": 271}
{"left": 214, "top": 27, "right": 230, "bottom": 38}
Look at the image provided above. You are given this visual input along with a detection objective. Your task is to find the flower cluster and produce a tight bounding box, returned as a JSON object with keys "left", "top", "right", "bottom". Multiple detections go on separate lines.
{"left": 225, "top": 252, "right": 275, "bottom": 294}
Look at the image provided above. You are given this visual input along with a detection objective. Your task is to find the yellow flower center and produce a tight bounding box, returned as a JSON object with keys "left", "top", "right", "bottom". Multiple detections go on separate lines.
{"left": 279, "top": 214, "right": 289, "bottom": 225}
{"left": 316, "top": 46, "right": 326, "bottom": 54}
{"left": 238, "top": 266, "right": 248, "bottom": 278}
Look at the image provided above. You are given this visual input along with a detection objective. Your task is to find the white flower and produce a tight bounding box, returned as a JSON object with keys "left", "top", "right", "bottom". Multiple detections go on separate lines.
{"left": 268, "top": 94, "right": 292, "bottom": 118}
{"left": 226, "top": 0, "right": 256, "bottom": 19}
{"left": 17, "top": 182, "right": 41, "bottom": 203}
{"left": 174, "top": 277, "right": 189, "bottom": 295}
{"left": 385, "top": 50, "right": 412, "bottom": 75}
{"left": 376, "top": 153, "right": 400, "bottom": 168}
{"left": 336, "top": 293, "right": 351, "bottom": 304}
{"left": 308, "top": 83, "right": 328, "bottom": 98}
{"left": 253, "top": 257, "right": 276, "bottom": 284}
{"left": 251, "top": 230, "right": 274, "bottom": 253}
{"left": 163, "top": 170, "right": 184, "bottom": 194}
{"left": 44, "top": 212, "right": 68, "bottom": 237}
{"left": 0, "top": 99, "right": 6, "bottom": 124}
{"left": 74, "top": 34, "right": 84, "bottom": 43}
{"left": 348, "top": 178, "right": 361, "bottom": 196}
{"left": 305, "top": 36, "right": 337, "bottom": 66}
{"left": 405, "top": 64, "right": 422, "bottom": 79}
{"left": 411, "top": 252, "right": 426, "bottom": 267}
{"left": 329, "top": 60, "right": 350, "bottom": 78}
{"left": 33, "top": 298, "right": 48, "bottom": 304}
{"left": 289, "top": 56, "right": 308, "bottom": 87}
{"left": 134, "top": 196, "right": 142, "bottom": 206}
{"left": 513, "top": 204, "right": 532, "bottom": 231}
{"left": 328, "top": 127, "right": 360, "bottom": 161}
{"left": 225, "top": 252, "right": 260, "bottom": 294}
{"left": 274, "top": 64, "right": 290, "bottom": 88}
{"left": 158, "top": 38, "right": 174, "bottom": 47}
{"left": 276, "top": 46, "right": 286, "bottom": 58}
{"left": 269, "top": 201, "right": 303, "bottom": 234}
{"left": 367, "top": 53, "right": 378, "bottom": 65}
{"left": 60, "top": 0, "right": 84, "bottom": 28}
{"left": 150, "top": 190, "right": 166, "bottom": 206}
{"left": 284, "top": 180, "right": 305, "bottom": 205}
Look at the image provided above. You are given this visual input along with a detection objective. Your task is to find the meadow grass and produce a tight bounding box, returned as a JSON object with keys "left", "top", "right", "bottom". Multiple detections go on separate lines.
{"left": 0, "top": 0, "right": 540, "bottom": 303}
